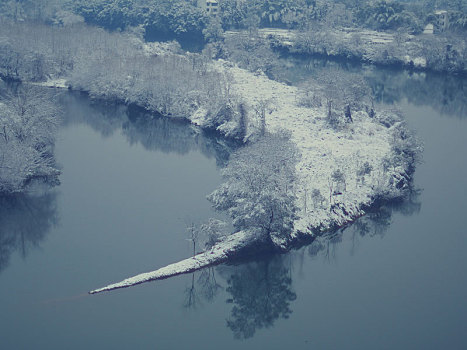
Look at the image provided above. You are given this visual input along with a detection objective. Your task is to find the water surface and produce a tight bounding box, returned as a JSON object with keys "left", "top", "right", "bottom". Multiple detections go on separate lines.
{"left": 1, "top": 64, "right": 466, "bottom": 349}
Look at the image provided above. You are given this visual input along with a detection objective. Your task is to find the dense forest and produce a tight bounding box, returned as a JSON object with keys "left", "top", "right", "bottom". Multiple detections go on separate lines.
{"left": 1, "top": 0, "right": 465, "bottom": 37}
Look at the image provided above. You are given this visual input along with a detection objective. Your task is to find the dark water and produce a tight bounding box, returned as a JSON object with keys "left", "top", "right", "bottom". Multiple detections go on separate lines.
{"left": 1, "top": 63, "right": 466, "bottom": 349}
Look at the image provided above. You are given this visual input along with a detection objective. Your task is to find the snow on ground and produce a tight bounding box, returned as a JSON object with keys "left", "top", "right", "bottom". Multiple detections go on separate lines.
{"left": 254, "top": 27, "right": 396, "bottom": 46}
{"left": 258, "top": 28, "right": 296, "bottom": 46}
{"left": 210, "top": 60, "right": 399, "bottom": 236}
{"left": 30, "top": 78, "right": 68, "bottom": 89}
{"left": 352, "top": 29, "right": 395, "bottom": 44}
{"left": 404, "top": 55, "right": 427, "bottom": 68}
{"left": 143, "top": 41, "right": 181, "bottom": 56}
{"left": 254, "top": 28, "right": 427, "bottom": 68}
{"left": 89, "top": 231, "right": 253, "bottom": 294}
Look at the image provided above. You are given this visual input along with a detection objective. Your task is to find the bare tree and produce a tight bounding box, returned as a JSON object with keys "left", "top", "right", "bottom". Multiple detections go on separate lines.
{"left": 186, "top": 222, "right": 199, "bottom": 257}
{"left": 253, "top": 98, "right": 274, "bottom": 137}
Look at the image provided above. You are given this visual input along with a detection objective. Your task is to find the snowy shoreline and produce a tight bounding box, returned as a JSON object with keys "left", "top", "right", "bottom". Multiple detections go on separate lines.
{"left": 90, "top": 231, "right": 255, "bottom": 294}
{"left": 87, "top": 56, "right": 419, "bottom": 294}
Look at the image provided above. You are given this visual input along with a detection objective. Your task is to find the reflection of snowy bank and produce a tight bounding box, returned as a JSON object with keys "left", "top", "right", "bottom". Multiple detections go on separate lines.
{"left": 90, "top": 60, "right": 421, "bottom": 294}
{"left": 0, "top": 192, "right": 58, "bottom": 272}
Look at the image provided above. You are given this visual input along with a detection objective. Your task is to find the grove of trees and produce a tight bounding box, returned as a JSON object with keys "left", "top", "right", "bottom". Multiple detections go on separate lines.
{"left": 0, "top": 20, "right": 262, "bottom": 142}
{"left": 0, "top": 86, "right": 61, "bottom": 194}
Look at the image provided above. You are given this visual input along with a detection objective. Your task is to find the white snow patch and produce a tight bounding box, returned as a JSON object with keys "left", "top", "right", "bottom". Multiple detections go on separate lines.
{"left": 89, "top": 231, "right": 253, "bottom": 294}
{"left": 413, "top": 57, "right": 427, "bottom": 68}
{"left": 30, "top": 78, "right": 68, "bottom": 89}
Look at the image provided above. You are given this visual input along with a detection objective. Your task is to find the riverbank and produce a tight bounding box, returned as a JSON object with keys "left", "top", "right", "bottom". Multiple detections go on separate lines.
{"left": 227, "top": 28, "right": 467, "bottom": 75}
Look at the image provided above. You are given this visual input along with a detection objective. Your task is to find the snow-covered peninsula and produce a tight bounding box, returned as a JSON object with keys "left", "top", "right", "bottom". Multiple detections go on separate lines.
{"left": 89, "top": 58, "right": 421, "bottom": 294}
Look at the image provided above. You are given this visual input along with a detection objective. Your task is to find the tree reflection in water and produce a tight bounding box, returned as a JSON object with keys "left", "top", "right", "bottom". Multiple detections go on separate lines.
{"left": 0, "top": 192, "right": 58, "bottom": 273}
{"left": 308, "top": 192, "right": 422, "bottom": 260}
{"left": 181, "top": 255, "right": 297, "bottom": 339}
{"left": 224, "top": 256, "right": 297, "bottom": 339}
{"left": 183, "top": 273, "right": 201, "bottom": 310}
{"left": 198, "top": 267, "right": 223, "bottom": 302}
{"left": 182, "top": 192, "right": 421, "bottom": 340}
{"left": 183, "top": 267, "right": 223, "bottom": 310}
{"left": 60, "top": 92, "right": 235, "bottom": 167}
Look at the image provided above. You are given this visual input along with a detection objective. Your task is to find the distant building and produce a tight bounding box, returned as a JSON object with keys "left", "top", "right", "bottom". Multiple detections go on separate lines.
{"left": 197, "top": 0, "right": 219, "bottom": 16}
{"left": 423, "top": 23, "right": 434, "bottom": 35}
{"left": 423, "top": 10, "right": 449, "bottom": 35}
{"left": 434, "top": 10, "right": 449, "bottom": 32}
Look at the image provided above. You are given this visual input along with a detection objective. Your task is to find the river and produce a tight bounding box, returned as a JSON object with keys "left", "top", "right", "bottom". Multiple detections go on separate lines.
{"left": 0, "top": 60, "right": 466, "bottom": 349}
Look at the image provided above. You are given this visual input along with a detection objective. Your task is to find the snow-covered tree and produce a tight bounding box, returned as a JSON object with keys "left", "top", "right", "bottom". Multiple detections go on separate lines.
{"left": 331, "top": 169, "right": 346, "bottom": 193}
{"left": 0, "top": 86, "right": 61, "bottom": 194}
{"left": 223, "top": 33, "right": 279, "bottom": 75}
{"left": 357, "top": 161, "right": 373, "bottom": 184}
{"left": 202, "top": 17, "right": 224, "bottom": 43}
{"left": 208, "top": 132, "right": 299, "bottom": 247}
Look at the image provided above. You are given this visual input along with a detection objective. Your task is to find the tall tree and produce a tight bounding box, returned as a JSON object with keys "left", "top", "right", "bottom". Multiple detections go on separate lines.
{"left": 208, "top": 132, "right": 299, "bottom": 247}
